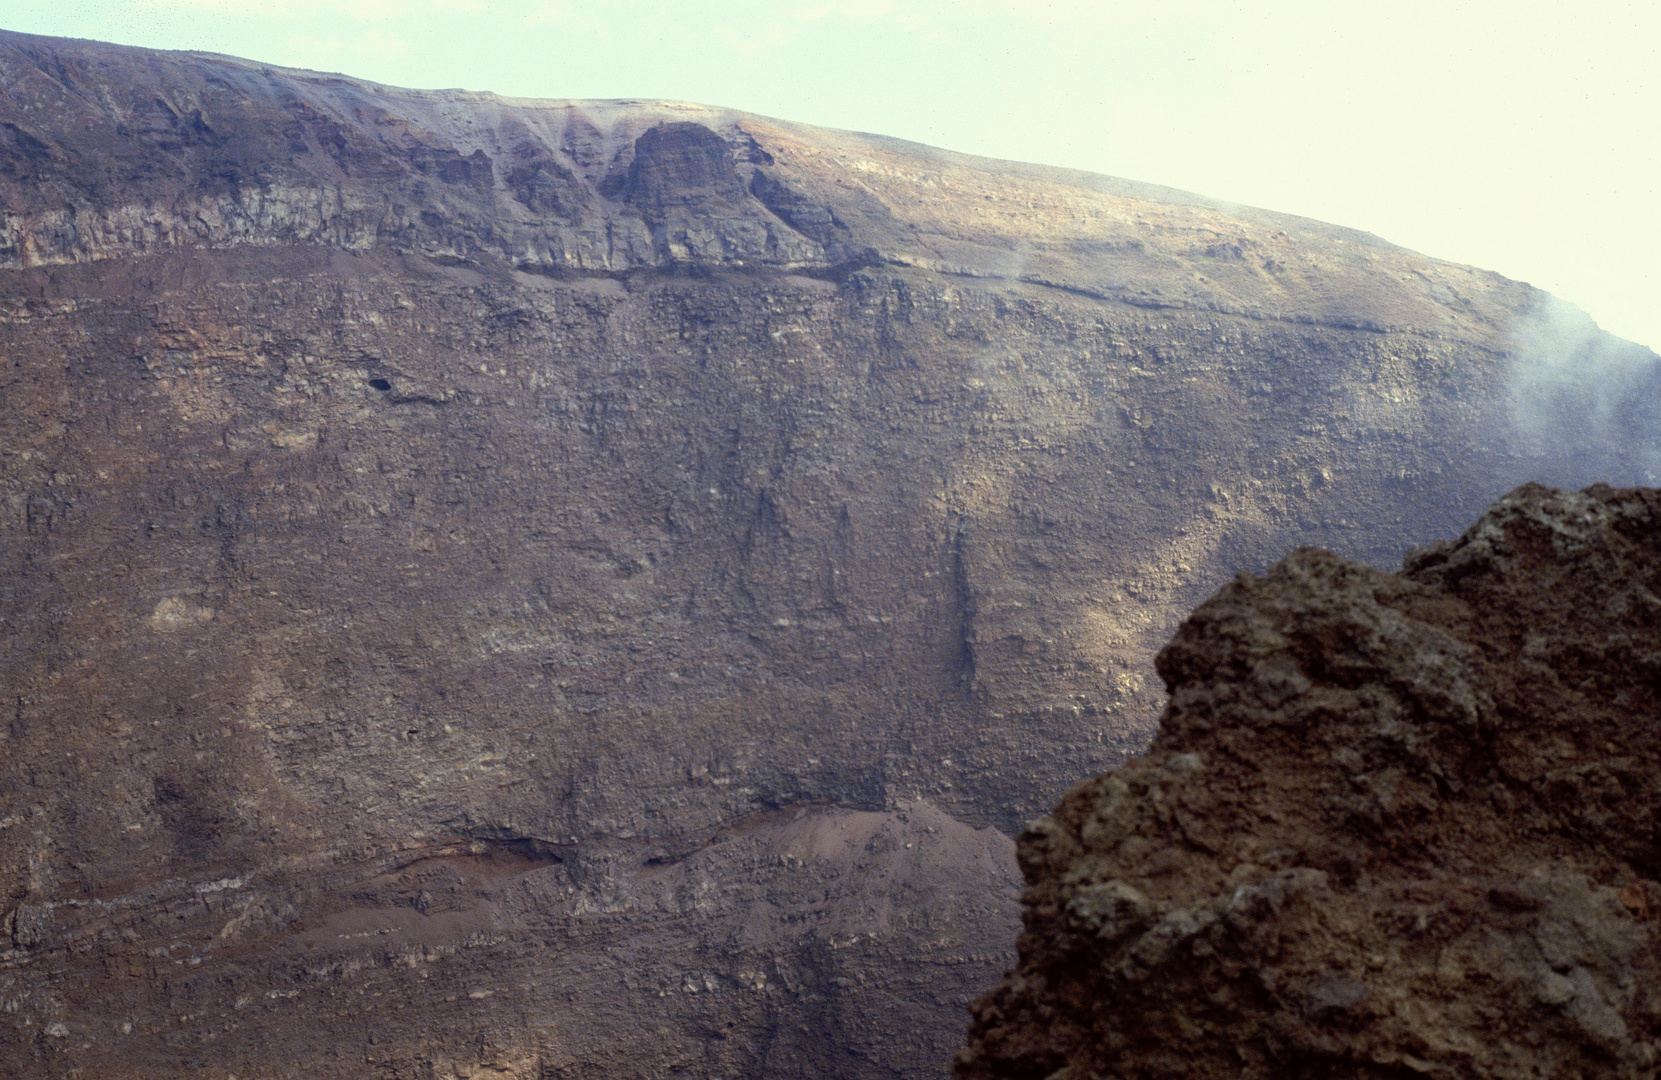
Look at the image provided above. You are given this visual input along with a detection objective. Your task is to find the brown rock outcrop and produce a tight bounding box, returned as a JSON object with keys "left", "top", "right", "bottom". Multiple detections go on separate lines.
{"left": 961, "top": 483, "right": 1661, "bottom": 1079}
{"left": 2, "top": 26, "right": 1659, "bottom": 1080}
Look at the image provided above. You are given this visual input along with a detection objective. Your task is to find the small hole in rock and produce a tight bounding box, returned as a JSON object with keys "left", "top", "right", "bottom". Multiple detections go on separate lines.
{"left": 369, "top": 378, "right": 391, "bottom": 391}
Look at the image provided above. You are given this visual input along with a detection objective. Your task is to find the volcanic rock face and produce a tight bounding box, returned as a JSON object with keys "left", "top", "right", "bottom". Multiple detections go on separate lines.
{"left": 1, "top": 27, "right": 1658, "bottom": 1080}
{"left": 961, "top": 484, "right": 1661, "bottom": 1080}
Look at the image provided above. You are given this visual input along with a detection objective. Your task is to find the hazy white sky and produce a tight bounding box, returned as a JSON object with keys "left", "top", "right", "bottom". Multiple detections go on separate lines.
{"left": 9, "top": 1, "right": 1659, "bottom": 350}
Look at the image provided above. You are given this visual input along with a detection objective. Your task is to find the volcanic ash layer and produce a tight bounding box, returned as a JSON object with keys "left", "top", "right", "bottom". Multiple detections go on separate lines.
{"left": 4, "top": 28, "right": 1660, "bottom": 1079}
{"left": 961, "top": 483, "right": 1661, "bottom": 1080}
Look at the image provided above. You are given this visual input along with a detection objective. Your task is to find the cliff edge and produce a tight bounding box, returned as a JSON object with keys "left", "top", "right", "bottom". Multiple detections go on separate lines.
{"left": 5, "top": 25, "right": 1660, "bottom": 1079}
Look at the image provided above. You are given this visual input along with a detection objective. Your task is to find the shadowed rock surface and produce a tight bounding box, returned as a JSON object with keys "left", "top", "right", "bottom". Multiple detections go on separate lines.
{"left": 1, "top": 27, "right": 1659, "bottom": 1080}
{"left": 961, "top": 484, "right": 1661, "bottom": 1080}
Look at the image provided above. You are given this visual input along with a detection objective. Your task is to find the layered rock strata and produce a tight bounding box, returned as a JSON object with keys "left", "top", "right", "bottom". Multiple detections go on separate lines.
{"left": 962, "top": 484, "right": 1661, "bottom": 1079}
{"left": 1, "top": 27, "right": 1659, "bottom": 1079}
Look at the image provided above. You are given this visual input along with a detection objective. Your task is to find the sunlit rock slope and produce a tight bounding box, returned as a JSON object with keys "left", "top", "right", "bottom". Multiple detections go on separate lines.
{"left": 0, "top": 28, "right": 1656, "bottom": 1080}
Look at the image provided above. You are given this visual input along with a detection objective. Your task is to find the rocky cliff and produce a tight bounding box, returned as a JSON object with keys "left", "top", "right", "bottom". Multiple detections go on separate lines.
{"left": 961, "top": 484, "right": 1661, "bottom": 1079}
{"left": 0, "top": 28, "right": 1657, "bottom": 1080}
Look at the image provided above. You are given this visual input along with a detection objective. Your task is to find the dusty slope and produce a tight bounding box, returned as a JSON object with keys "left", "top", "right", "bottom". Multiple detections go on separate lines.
{"left": 961, "top": 484, "right": 1661, "bottom": 1079}
{"left": 1, "top": 28, "right": 1658, "bottom": 1080}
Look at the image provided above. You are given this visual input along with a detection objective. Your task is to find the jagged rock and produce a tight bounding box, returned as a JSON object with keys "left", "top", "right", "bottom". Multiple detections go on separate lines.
{"left": 2, "top": 26, "right": 1660, "bottom": 1080}
{"left": 961, "top": 484, "right": 1661, "bottom": 1080}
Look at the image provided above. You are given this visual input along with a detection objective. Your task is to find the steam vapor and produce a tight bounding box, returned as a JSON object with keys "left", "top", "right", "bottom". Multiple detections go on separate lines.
{"left": 1503, "top": 293, "right": 1661, "bottom": 486}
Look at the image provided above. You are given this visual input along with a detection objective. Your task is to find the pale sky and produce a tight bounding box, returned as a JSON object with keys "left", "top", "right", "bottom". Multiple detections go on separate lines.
{"left": 9, "top": 1, "right": 1659, "bottom": 350}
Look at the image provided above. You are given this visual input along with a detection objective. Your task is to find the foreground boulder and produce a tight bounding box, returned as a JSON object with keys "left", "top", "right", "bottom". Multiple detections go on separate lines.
{"left": 961, "top": 484, "right": 1661, "bottom": 1079}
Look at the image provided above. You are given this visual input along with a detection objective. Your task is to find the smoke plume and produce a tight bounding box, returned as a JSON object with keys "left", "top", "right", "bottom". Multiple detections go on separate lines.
{"left": 1502, "top": 292, "right": 1661, "bottom": 486}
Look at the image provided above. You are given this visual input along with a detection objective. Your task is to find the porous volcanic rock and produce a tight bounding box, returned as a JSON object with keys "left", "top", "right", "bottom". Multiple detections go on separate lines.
{"left": 3, "top": 26, "right": 1660, "bottom": 1080}
{"left": 961, "top": 483, "right": 1661, "bottom": 1080}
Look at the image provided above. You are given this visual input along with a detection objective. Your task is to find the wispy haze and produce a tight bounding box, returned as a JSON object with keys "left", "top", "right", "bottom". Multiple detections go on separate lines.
{"left": 8, "top": 1, "right": 1658, "bottom": 350}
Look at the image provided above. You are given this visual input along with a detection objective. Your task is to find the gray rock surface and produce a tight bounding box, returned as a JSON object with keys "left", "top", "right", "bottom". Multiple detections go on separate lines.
{"left": 1, "top": 27, "right": 1658, "bottom": 1080}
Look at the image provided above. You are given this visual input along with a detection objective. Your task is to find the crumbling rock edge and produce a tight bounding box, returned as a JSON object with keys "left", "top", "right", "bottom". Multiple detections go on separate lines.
{"left": 961, "top": 483, "right": 1661, "bottom": 1080}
